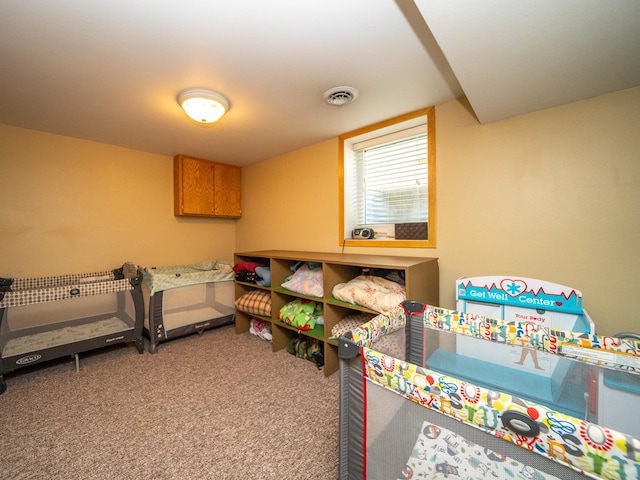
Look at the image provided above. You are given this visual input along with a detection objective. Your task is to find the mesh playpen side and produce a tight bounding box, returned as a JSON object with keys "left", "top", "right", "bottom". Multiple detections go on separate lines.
{"left": 338, "top": 301, "right": 640, "bottom": 480}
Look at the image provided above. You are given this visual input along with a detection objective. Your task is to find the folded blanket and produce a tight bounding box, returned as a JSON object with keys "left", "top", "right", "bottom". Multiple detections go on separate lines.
{"left": 281, "top": 263, "right": 323, "bottom": 297}
{"left": 278, "top": 298, "right": 324, "bottom": 331}
{"left": 332, "top": 275, "right": 405, "bottom": 313}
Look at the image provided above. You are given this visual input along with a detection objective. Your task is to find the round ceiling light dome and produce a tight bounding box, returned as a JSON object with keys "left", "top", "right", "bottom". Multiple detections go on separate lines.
{"left": 323, "top": 86, "right": 359, "bottom": 106}
{"left": 177, "top": 88, "right": 230, "bottom": 124}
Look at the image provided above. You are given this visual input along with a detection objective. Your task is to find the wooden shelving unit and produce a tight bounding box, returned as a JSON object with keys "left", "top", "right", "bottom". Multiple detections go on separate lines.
{"left": 234, "top": 250, "right": 439, "bottom": 376}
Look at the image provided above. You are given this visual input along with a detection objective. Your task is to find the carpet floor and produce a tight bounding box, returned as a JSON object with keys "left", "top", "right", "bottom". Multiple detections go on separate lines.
{"left": 0, "top": 325, "right": 340, "bottom": 479}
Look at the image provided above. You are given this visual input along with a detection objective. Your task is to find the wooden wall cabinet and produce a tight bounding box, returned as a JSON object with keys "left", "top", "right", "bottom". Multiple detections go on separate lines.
{"left": 173, "top": 154, "right": 241, "bottom": 218}
{"left": 234, "top": 250, "right": 439, "bottom": 376}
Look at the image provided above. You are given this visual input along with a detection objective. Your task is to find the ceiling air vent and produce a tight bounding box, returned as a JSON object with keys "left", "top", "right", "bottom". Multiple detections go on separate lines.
{"left": 323, "top": 86, "right": 359, "bottom": 106}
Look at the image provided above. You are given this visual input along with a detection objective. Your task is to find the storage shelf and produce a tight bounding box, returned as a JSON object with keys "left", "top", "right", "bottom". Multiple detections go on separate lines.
{"left": 273, "top": 286, "right": 323, "bottom": 301}
{"left": 234, "top": 250, "right": 439, "bottom": 376}
{"left": 236, "top": 281, "right": 270, "bottom": 291}
{"left": 272, "top": 318, "right": 325, "bottom": 340}
{"left": 325, "top": 297, "right": 379, "bottom": 314}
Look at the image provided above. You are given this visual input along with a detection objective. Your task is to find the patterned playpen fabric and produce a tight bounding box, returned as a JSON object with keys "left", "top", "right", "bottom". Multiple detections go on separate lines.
{"left": 348, "top": 304, "right": 640, "bottom": 371}
{"left": 0, "top": 263, "right": 138, "bottom": 308}
{"left": 141, "top": 261, "right": 234, "bottom": 295}
{"left": 340, "top": 302, "right": 640, "bottom": 480}
{"left": 2, "top": 317, "right": 130, "bottom": 357}
{"left": 363, "top": 346, "right": 638, "bottom": 479}
{"left": 401, "top": 421, "right": 560, "bottom": 480}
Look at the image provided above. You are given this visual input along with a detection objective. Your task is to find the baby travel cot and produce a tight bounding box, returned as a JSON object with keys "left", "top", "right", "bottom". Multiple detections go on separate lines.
{"left": 338, "top": 298, "right": 640, "bottom": 479}
{"left": 141, "top": 261, "right": 235, "bottom": 353}
{"left": 0, "top": 263, "right": 144, "bottom": 394}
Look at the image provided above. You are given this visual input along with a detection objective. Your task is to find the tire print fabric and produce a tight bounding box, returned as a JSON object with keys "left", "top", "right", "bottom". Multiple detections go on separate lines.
{"left": 349, "top": 303, "right": 640, "bottom": 480}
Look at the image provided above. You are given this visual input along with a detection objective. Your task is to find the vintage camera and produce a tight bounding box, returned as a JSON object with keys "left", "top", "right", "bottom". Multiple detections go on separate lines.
{"left": 352, "top": 227, "right": 375, "bottom": 239}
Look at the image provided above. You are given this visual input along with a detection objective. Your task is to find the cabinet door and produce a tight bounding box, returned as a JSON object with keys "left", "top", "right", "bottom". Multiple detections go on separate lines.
{"left": 214, "top": 163, "right": 241, "bottom": 217}
{"left": 175, "top": 156, "right": 214, "bottom": 215}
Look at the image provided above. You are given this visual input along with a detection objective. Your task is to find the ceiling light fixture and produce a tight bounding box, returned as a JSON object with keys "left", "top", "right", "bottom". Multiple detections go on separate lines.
{"left": 323, "top": 86, "right": 359, "bottom": 106}
{"left": 177, "top": 88, "right": 230, "bottom": 124}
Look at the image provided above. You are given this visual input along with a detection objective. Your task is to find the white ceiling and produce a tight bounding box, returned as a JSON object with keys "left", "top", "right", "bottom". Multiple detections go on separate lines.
{"left": 1, "top": 0, "right": 638, "bottom": 166}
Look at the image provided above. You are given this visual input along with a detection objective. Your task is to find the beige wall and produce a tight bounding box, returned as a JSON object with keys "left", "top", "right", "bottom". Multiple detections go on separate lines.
{"left": 2, "top": 87, "right": 638, "bottom": 335}
{"left": 238, "top": 87, "right": 640, "bottom": 336}
{"left": 0, "top": 125, "right": 236, "bottom": 277}
{"left": 236, "top": 138, "right": 340, "bottom": 253}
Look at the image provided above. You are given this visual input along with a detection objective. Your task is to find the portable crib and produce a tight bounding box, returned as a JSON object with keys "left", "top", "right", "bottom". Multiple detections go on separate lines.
{"left": 338, "top": 301, "right": 640, "bottom": 480}
{"left": 0, "top": 263, "right": 144, "bottom": 394}
{"left": 141, "top": 261, "right": 235, "bottom": 353}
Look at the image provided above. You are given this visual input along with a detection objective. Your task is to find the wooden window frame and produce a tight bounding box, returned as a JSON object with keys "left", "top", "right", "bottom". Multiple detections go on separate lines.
{"left": 338, "top": 107, "right": 436, "bottom": 248}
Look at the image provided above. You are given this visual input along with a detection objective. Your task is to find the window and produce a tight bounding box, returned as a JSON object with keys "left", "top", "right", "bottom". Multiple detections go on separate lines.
{"left": 339, "top": 107, "right": 435, "bottom": 248}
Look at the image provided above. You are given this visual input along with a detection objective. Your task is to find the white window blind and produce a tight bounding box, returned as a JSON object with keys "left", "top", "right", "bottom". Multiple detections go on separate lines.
{"left": 352, "top": 131, "right": 428, "bottom": 225}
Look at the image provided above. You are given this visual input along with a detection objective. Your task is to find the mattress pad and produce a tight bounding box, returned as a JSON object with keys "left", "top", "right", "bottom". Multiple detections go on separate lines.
{"left": 142, "top": 261, "right": 234, "bottom": 294}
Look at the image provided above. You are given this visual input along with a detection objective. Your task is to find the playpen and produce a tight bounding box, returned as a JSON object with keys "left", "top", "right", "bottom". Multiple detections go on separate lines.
{"left": 339, "top": 289, "right": 640, "bottom": 479}
{"left": 141, "top": 261, "right": 235, "bottom": 353}
{"left": 0, "top": 263, "right": 144, "bottom": 394}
